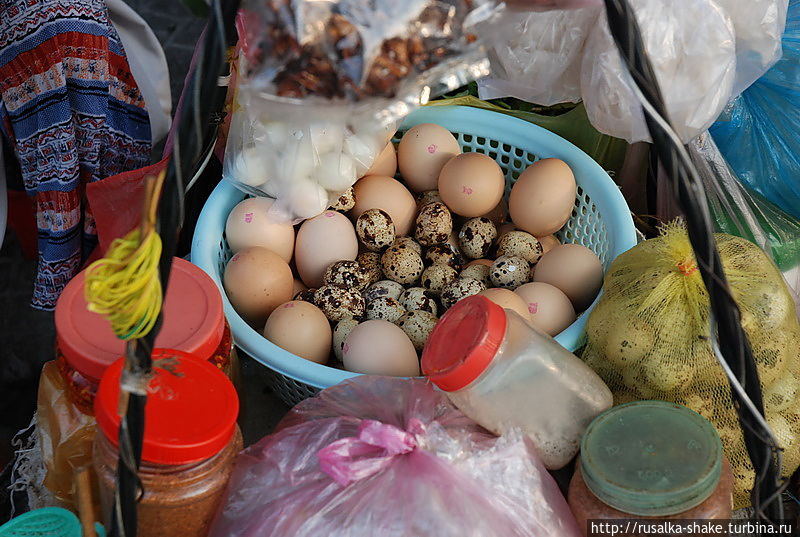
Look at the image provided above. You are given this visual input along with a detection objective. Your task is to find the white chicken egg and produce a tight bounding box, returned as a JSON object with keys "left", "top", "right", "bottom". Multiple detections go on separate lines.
{"left": 286, "top": 179, "right": 329, "bottom": 220}
{"left": 316, "top": 152, "right": 357, "bottom": 192}
{"left": 310, "top": 122, "right": 344, "bottom": 154}
{"left": 344, "top": 133, "right": 380, "bottom": 176}
{"left": 231, "top": 146, "right": 269, "bottom": 187}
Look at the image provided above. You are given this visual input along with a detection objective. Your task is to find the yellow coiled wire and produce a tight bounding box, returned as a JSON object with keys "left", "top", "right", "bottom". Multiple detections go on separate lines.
{"left": 84, "top": 171, "right": 165, "bottom": 340}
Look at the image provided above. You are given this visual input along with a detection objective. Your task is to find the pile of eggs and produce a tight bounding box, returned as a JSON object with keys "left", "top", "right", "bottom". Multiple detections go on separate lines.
{"left": 223, "top": 122, "right": 604, "bottom": 377}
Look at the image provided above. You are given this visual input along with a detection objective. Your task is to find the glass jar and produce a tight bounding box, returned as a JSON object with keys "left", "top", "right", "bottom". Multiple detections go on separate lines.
{"left": 93, "top": 350, "right": 241, "bottom": 537}
{"left": 567, "top": 401, "right": 734, "bottom": 535}
{"left": 40, "top": 257, "right": 238, "bottom": 510}
{"left": 422, "top": 295, "right": 613, "bottom": 469}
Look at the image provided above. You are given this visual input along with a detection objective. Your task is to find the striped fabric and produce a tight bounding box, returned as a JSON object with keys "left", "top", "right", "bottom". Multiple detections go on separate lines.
{"left": 0, "top": 0, "right": 152, "bottom": 309}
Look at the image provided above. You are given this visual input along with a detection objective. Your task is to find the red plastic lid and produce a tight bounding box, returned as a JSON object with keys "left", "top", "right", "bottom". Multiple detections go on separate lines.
{"left": 421, "top": 295, "right": 507, "bottom": 391}
{"left": 95, "top": 349, "right": 239, "bottom": 465}
{"left": 55, "top": 257, "right": 224, "bottom": 382}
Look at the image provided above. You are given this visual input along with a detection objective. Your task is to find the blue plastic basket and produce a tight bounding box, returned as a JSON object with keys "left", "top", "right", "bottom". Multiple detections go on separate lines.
{"left": 192, "top": 105, "right": 637, "bottom": 406}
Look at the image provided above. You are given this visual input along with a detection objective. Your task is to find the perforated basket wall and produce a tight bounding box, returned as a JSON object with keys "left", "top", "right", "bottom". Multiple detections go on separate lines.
{"left": 192, "top": 105, "right": 637, "bottom": 407}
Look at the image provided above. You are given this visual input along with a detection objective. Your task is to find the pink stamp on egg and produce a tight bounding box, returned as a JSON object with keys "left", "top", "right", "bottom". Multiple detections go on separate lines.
{"left": 427, "top": 144, "right": 438, "bottom": 154}
{"left": 343, "top": 343, "right": 351, "bottom": 354}
{"left": 244, "top": 212, "right": 254, "bottom": 223}
{"left": 283, "top": 302, "right": 294, "bottom": 308}
{"left": 528, "top": 302, "right": 539, "bottom": 314}
{"left": 325, "top": 211, "right": 335, "bottom": 218}
{"left": 462, "top": 186, "right": 473, "bottom": 195}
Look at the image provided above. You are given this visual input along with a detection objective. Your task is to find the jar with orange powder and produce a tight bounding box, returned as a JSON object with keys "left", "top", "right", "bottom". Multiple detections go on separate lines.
{"left": 37, "top": 257, "right": 239, "bottom": 509}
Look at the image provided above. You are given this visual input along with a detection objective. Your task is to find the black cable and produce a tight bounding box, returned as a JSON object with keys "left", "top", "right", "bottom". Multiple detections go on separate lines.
{"left": 108, "top": 0, "right": 240, "bottom": 535}
{"left": 601, "top": 0, "right": 785, "bottom": 523}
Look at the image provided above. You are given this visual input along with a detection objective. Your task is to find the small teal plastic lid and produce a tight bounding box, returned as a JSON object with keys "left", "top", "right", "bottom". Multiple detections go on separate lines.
{"left": 580, "top": 400, "right": 723, "bottom": 517}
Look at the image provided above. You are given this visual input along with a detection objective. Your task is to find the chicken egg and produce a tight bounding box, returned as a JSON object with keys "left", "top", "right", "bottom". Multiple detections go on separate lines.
{"left": 509, "top": 158, "right": 576, "bottom": 236}
{"left": 514, "top": 282, "right": 576, "bottom": 336}
{"left": 438, "top": 153, "right": 505, "bottom": 217}
{"left": 295, "top": 211, "right": 359, "bottom": 287}
{"left": 343, "top": 320, "right": 420, "bottom": 376}
{"left": 364, "top": 142, "right": 397, "bottom": 177}
{"left": 225, "top": 197, "right": 295, "bottom": 261}
{"left": 478, "top": 288, "right": 532, "bottom": 323}
{"left": 533, "top": 244, "right": 603, "bottom": 311}
{"left": 224, "top": 247, "right": 294, "bottom": 325}
{"left": 351, "top": 175, "right": 417, "bottom": 236}
{"left": 398, "top": 123, "right": 461, "bottom": 192}
{"left": 263, "top": 301, "right": 331, "bottom": 364}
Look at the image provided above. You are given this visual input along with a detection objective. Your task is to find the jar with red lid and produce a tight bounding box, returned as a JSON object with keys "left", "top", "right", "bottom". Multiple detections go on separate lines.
{"left": 93, "top": 349, "right": 242, "bottom": 537}
{"left": 54, "top": 256, "right": 237, "bottom": 412}
{"left": 37, "top": 257, "right": 238, "bottom": 508}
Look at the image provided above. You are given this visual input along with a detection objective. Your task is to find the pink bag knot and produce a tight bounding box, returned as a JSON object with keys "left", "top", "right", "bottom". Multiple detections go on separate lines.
{"left": 318, "top": 419, "right": 422, "bottom": 487}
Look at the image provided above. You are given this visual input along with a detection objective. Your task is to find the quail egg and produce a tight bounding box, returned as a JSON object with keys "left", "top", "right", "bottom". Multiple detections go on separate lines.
{"left": 323, "top": 260, "right": 369, "bottom": 290}
{"left": 460, "top": 263, "right": 491, "bottom": 286}
{"left": 365, "top": 296, "right": 407, "bottom": 324}
{"left": 424, "top": 244, "right": 462, "bottom": 270}
{"left": 330, "top": 187, "right": 355, "bottom": 212}
{"left": 314, "top": 285, "right": 366, "bottom": 321}
{"left": 398, "top": 310, "right": 438, "bottom": 352}
{"left": 364, "top": 280, "right": 405, "bottom": 303}
{"left": 333, "top": 318, "right": 360, "bottom": 360}
{"left": 381, "top": 245, "right": 424, "bottom": 285}
{"left": 399, "top": 287, "right": 439, "bottom": 315}
{"left": 490, "top": 256, "right": 530, "bottom": 290}
{"left": 496, "top": 231, "right": 543, "bottom": 266}
{"left": 416, "top": 190, "right": 442, "bottom": 209}
{"left": 357, "top": 252, "right": 383, "bottom": 285}
{"left": 414, "top": 202, "right": 453, "bottom": 247}
{"left": 392, "top": 236, "right": 422, "bottom": 255}
{"left": 458, "top": 217, "right": 498, "bottom": 259}
{"left": 293, "top": 288, "right": 317, "bottom": 303}
{"left": 356, "top": 208, "right": 396, "bottom": 252}
{"left": 421, "top": 264, "right": 459, "bottom": 295}
{"left": 441, "top": 277, "right": 487, "bottom": 309}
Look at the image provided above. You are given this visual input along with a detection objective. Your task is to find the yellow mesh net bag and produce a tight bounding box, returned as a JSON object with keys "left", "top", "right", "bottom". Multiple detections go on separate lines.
{"left": 581, "top": 221, "right": 800, "bottom": 509}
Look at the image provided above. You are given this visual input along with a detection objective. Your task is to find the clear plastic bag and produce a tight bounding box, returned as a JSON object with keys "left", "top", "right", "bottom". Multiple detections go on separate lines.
{"left": 581, "top": 0, "right": 736, "bottom": 143}
{"left": 208, "top": 376, "right": 582, "bottom": 537}
{"left": 714, "top": 0, "right": 788, "bottom": 95}
{"left": 710, "top": 0, "right": 800, "bottom": 221}
{"left": 502, "top": 0, "right": 601, "bottom": 10}
{"left": 224, "top": 0, "right": 497, "bottom": 222}
{"left": 477, "top": 7, "right": 599, "bottom": 106}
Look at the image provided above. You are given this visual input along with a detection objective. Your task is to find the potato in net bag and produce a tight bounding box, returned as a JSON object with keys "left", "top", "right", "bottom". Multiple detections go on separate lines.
{"left": 225, "top": 0, "right": 497, "bottom": 222}
{"left": 581, "top": 221, "right": 800, "bottom": 508}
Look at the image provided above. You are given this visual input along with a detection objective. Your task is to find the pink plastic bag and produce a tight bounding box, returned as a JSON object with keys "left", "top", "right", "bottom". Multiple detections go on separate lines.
{"left": 208, "top": 377, "right": 581, "bottom": 537}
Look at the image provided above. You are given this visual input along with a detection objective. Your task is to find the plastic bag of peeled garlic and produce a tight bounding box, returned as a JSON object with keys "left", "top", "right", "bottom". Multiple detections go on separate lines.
{"left": 225, "top": 0, "right": 497, "bottom": 222}
{"left": 580, "top": 221, "right": 800, "bottom": 509}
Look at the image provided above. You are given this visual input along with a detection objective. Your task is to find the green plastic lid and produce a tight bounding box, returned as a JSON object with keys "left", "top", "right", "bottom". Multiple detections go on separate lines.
{"left": 580, "top": 400, "right": 723, "bottom": 517}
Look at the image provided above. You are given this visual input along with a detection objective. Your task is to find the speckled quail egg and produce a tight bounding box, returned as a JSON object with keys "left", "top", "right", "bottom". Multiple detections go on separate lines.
{"left": 333, "top": 318, "right": 360, "bottom": 360}
{"left": 356, "top": 209, "right": 396, "bottom": 252}
{"left": 414, "top": 202, "right": 453, "bottom": 247}
{"left": 323, "top": 260, "right": 369, "bottom": 290}
{"left": 364, "top": 280, "right": 405, "bottom": 303}
{"left": 398, "top": 310, "right": 438, "bottom": 352}
{"left": 441, "top": 277, "right": 487, "bottom": 309}
{"left": 357, "top": 252, "right": 383, "bottom": 285}
{"left": 459, "top": 264, "right": 491, "bottom": 286}
{"left": 365, "top": 296, "right": 407, "bottom": 324}
{"left": 458, "top": 217, "right": 498, "bottom": 259}
{"left": 490, "top": 256, "right": 530, "bottom": 290}
{"left": 294, "top": 288, "right": 317, "bottom": 303}
{"left": 399, "top": 287, "right": 438, "bottom": 315}
{"left": 416, "top": 190, "right": 442, "bottom": 209}
{"left": 314, "top": 285, "right": 366, "bottom": 321}
{"left": 381, "top": 245, "right": 424, "bottom": 285}
{"left": 421, "top": 264, "right": 459, "bottom": 295}
{"left": 392, "top": 236, "right": 422, "bottom": 255}
{"left": 330, "top": 187, "right": 355, "bottom": 212}
{"left": 496, "top": 231, "right": 543, "bottom": 266}
{"left": 424, "top": 244, "right": 461, "bottom": 270}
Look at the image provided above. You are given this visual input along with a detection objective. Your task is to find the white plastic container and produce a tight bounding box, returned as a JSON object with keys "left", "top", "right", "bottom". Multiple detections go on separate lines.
{"left": 422, "top": 295, "right": 613, "bottom": 469}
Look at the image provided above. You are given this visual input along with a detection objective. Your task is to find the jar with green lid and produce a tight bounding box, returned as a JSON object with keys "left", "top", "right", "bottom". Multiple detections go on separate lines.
{"left": 568, "top": 401, "right": 734, "bottom": 534}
